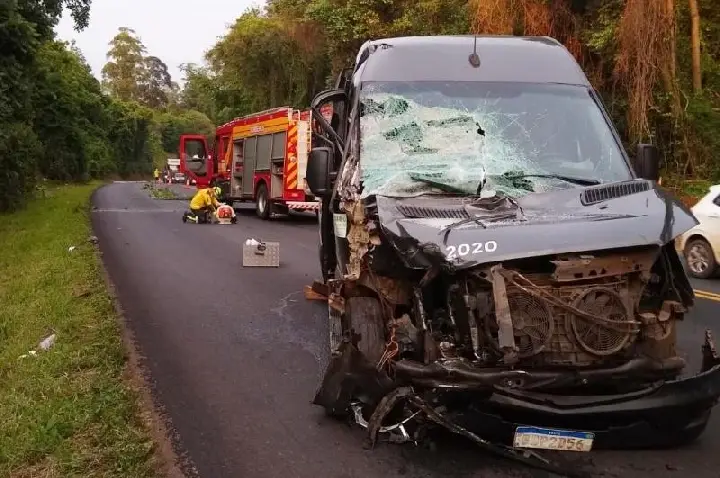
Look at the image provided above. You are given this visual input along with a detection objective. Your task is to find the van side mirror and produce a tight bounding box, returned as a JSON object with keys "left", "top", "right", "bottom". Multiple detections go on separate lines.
{"left": 634, "top": 143, "right": 661, "bottom": 181}
{"left": 311, "top": 89, "right": 347, "bottom": 110}
{"left": 306, "top": 147, "right": 333, "bottom": 197}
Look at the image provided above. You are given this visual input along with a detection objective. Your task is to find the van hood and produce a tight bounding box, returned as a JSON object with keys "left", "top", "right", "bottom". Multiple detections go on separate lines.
{"left": 367, "top": 180, "right": 699, "bottom": 270}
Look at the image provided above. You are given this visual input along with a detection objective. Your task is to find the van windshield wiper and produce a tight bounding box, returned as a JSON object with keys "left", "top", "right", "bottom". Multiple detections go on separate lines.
{"left": 499, "top": 173, "right": 601, "bottom": 186}
{"left": 408, "top": 174, "right": 475, "bottom": 195}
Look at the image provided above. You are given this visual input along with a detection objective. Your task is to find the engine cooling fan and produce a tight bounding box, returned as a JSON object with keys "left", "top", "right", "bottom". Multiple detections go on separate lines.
{"left": 569, "top": 287, "right": 635, "bottom": 356}
{"left": 506, "top": 291, "right": 555, "bottom": 357}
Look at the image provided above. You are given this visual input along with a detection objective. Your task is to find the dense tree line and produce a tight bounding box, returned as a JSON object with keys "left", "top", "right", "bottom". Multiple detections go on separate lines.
{"left": 0, "top": 3, "right": 212, "bottom": 212}
{"left": 182, "top": 0, "right": 719, "bottom": 186}
{"left": 2, "top": 0, "right": 718, "bottom": 212}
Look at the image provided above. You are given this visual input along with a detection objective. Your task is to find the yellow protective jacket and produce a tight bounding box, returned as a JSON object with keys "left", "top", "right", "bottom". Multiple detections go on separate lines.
{"left": 190, "top": 188, "right": 219, "bottom": 210}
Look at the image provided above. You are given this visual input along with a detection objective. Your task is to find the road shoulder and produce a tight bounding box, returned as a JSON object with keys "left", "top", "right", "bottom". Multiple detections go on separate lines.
{"left": 0, "top": 182, "right": 181, "bottom": 478}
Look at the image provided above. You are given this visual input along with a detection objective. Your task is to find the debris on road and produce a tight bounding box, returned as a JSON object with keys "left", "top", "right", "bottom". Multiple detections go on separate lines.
{"left": 304, "top": 280, "right": 328, "bottom": 301}
{"left": 242, "top": 239, "right": 280, "bottom": 267}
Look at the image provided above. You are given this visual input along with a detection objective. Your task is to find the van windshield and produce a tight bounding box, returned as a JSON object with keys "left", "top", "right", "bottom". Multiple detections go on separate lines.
{"left": 358, "top": 81, "right": 631, "bottom": 198}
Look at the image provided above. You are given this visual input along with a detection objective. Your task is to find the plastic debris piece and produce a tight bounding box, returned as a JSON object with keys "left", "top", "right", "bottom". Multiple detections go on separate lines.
{"left": 38, "top": 334, "right": 56, "bottom": 351}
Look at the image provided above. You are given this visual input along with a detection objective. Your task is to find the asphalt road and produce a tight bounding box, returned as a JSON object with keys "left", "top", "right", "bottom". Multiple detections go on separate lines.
{"left": 92, "top": 182, "right": 720, "bottom": 478}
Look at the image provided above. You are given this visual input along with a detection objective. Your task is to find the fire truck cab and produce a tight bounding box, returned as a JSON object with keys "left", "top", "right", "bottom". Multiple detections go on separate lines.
{"left": 180, "top": 107, "right": 322, "bottom": 220}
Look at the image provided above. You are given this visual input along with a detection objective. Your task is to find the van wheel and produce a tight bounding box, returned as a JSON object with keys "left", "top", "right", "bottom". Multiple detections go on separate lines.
{"left": 256, "top": 183, "right": 271, "bottom": 220}
{"left": 346, "top": 296, "right": 386, "bottom": 365}
{"left": 684, "top": 238, "right": 717, "bottom": 279}
{"left": 315, "top": 294, "right": 385, "bottom": 419}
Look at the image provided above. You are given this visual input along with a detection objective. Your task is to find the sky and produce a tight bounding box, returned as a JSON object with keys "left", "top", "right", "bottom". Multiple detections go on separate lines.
{"left": 55, "top": 0, "right": 261, "bottom": 85}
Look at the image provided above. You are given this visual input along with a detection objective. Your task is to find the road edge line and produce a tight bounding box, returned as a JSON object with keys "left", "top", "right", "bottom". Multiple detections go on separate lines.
{"left": 90, "top": 184, "right": 193, "bottom": 478}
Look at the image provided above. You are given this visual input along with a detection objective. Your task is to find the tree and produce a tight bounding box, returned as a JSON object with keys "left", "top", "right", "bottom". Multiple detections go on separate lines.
{"left": 101, "top": 27, "right": 147, "bottom": 102}
{"left": 102, "top": 28, "right": 178, "bottom": 109}
{"left": 206, "top": 8, "right": 329, "bottom": 114}
{"left": 688, "top": 0, "right": 702, "bottom": 92}
{"left": 0, "top": 0, "right": 94, "bottom": 211}
{"left": 178, "top": 64, "right": 221, "bottom": 120}
{"left": 155, "top": 109, "right": 214, "bottom": 155}
{"left": 138, "top": 55, "right": 173, "bottom": 108}
{"left": 33, "top": 40, "right": 113, "bottom": 180}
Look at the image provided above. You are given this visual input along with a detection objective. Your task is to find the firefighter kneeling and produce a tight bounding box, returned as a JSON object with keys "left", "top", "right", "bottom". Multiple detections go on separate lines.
{"left": 184, "top": 186, "right": 219, "bottom": 224}
{"left": 183, "top": 187, "right": 236, "bottom": 224}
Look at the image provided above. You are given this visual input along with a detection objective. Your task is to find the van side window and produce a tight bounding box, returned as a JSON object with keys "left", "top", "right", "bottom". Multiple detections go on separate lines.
{"left": 713, "top": 194, "right": 720, "bottom": 207}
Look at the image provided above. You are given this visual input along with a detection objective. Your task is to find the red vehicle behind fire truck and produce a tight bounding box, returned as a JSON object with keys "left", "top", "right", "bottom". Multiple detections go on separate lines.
{"left": 179, "top": 106, "right": 329, "bottom": 219}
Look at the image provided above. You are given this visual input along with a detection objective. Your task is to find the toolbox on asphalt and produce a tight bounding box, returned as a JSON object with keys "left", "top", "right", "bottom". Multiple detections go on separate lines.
{"left": 242, "top": 239, "right": 280, "bottom": 267}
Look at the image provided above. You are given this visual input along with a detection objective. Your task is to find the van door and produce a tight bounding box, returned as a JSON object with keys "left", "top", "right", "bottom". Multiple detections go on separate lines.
{"left": 179, "top": 134, "right": 211, "bottom": 186}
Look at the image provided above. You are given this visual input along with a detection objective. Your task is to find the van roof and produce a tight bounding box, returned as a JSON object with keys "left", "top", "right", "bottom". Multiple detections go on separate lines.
{"left": 355, "top": 35, "right": 590, "bottom": 86}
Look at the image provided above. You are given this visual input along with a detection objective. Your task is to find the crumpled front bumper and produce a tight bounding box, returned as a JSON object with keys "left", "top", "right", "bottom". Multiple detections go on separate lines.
{"left": 446, "top": 330, "right": 720, "bottom": 450}
{"left": 314, "top": 330, "right": 720, "bottom": 476}
{"left": 454, "top": 361, "right": 720, "bottom": 450}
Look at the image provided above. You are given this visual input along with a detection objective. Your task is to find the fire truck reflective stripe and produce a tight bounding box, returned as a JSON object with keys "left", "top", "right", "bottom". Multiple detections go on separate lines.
{"left": 286, "top": 123, "right": 299, "bottom": 190}
{"left": 296, "top": 121, "right": 309, "bottom": 184}
{"left": 287, "top": 201, "right": 320, "bottom": 210}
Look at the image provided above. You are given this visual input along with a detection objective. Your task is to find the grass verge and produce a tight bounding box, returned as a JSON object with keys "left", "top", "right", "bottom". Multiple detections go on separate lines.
{"left": 0, "top": 182, "right": 159, "bottom": 478}
{"left": 662, "top": 177, "right": 712, "bottom": 208}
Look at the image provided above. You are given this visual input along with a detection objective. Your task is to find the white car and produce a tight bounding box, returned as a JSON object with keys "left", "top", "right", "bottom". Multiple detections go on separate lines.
{"left": 677, "top": 184, "right": 720, "bottom": 279}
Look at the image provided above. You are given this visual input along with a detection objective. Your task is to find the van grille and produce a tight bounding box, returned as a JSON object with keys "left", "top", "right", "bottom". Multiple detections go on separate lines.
{"left": 581, "top": 180, "right": 651, "bottom": 206}
{"left": 396, "top": 204, "right": 469, "bottom": 219}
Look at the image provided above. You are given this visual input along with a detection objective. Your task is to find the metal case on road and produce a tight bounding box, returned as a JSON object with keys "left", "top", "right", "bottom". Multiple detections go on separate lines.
{"left": 242, "top": 242, "right": 280, "bottom": 267}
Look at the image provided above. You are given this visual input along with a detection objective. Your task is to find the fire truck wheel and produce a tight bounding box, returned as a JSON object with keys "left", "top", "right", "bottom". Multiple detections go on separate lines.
{"left": 256, "top": 183, "right": 272, "bottom": 220}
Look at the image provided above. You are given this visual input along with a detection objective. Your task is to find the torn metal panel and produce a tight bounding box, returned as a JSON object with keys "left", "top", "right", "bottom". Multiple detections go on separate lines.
{"left": 342, "top": 200, "right": 380, "bottom": 281}
{"left": 404, "top": 394, "right": 590, "bottom": 478}
{"left": 352, "top": 386, "right": 586, "bottom": 476}
{"left": 488, "top": 265, "right": 518, "bottom": 364}
{"left": 313, "top": 341, "right": 394, "bottom": 415}
{"left": 550, "top": 248, "right": 659, "bottom": 282}
{"left": 702, "top": 330, "right": 720, "bottom": 372}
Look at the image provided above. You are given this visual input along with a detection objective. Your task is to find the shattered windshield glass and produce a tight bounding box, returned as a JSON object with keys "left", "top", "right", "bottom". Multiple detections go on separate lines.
{"left": 358, "top": 81, "right": 632, "bottom": 198}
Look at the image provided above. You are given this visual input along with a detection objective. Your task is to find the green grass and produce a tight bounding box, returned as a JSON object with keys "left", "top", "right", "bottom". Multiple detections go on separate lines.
{"left": 680, "top": 179, "right": 713, "bottom": 199}
{"left": 0, "top": 182, "right": 159, "bottom": 478}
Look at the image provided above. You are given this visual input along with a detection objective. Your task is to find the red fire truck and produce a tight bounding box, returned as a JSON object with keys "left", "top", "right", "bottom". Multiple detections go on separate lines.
{"left": 179, "top": 106, "right": 326, "bottom": 219}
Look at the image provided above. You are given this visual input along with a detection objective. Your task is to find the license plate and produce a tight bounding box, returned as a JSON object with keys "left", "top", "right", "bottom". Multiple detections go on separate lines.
{"left": 513, "top": 426, "right": 594, "bottom": 452}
